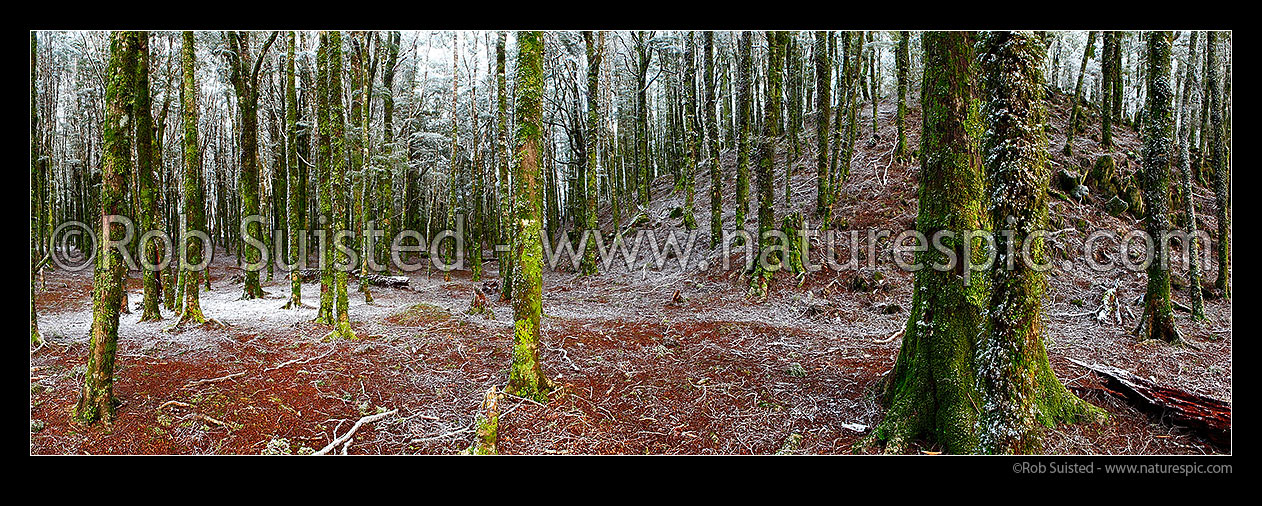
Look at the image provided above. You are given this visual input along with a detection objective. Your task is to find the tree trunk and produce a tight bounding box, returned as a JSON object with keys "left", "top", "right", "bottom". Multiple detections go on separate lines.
{"left": 1135, "top": 31, "right": 1180, "bottom": 344}
{"left": 1063, "top": 31, "right": 1096, "bottom": 155}
{"left": 135, "top": 32, "right": 162, "bottom": 322}
{"left": 867, "top": 31, "right": 990, "bottom": 453}
{"left": 1175, "top": 31, "right": 1205, "bottom": 319}
{"left": 76, "top": 31, "right": 138, "bottom": 425}
{"left": 1206, "top": 31, "right": 1230, "bottom": 296}
{"left": 506, "top": 31, "right": 553, "bottom": 402}
{"left": 176, "top": 31, "right": 208, "bottom": 326}
{"left": 975, "top": 31, "right": 1104, "bottom": 453}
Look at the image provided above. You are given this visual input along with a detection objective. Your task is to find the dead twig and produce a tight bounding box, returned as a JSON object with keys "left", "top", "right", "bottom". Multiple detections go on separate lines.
{"left": 313, "top": 409, "right": 398, "bottom": 455}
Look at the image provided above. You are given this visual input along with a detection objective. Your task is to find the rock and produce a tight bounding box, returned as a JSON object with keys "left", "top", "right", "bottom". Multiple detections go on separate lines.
{"left": 1087, "top": 155, "right": 1115, "bottom": 190}
{"left": 1105, "top": 196, "right": 1129, "bottom": 216}
{"left": 879, "top": 303, "right": 902, "bottom": 315}
{"left": 31, "top": 420, "right": 45, "bottom": 433}
{"left": 1071, "top": 184, "right": 1089, "bottom": 201}
{"left": 1122, "top": 183, "right": 1145, "bottom": 217}
{"left": 1056, "top": 168, "right": 1082, "bottom": 193}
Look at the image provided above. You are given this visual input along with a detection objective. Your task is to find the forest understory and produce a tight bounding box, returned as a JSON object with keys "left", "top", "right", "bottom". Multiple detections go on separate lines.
{"left": 30, "top": 89, "right": 1232, "bottom": 455}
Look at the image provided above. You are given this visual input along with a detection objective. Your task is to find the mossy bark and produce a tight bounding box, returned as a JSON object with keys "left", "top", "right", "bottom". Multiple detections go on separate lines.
{"left": 135, "top": 32, "right": 162, "bottom": 322}
{"left": 866, "top": 32, "right": 989, "bottom": 453}
{"left": 327, "top": 31, "right": 355, "bottom": 340}
{"left": 705, "top": 32, "right": 722, "bottom": 248}
{"left": 975, "top": 31, "right": 1104, "bottom": 454}
{"left": 1063, "top": 31, "right": 1096, "bottom": 155}
{"left": 1175, "top": 31, "right": 1204, "bottom": 319}
{"left": 894, "top": 31, "right": 910, "bottom": 161}
{"left": 225, "top": 31, "right": 277, "bottom": 300}
{"left": 1206, "top": 32, "right": 1229, "bottom": 296}
{"left": 506, "top": 31, "right": 553, "bottom": 402}
{"left": 814, "top": 31, "right": 831, "bottom": 225}
{"left": 496, "top": 32, "right": 514, "bottom": 301}
{"left": 581, "top": 31, "right": 604, "bottom": 276}
{"left": 77, "top": 31, "right": 138, "bottom": 425}
{"left": 633, "top": 32, "right": 653, "bottom": 206}
{"left": 681, "top": 33, "right": 698, "bottom": 231}
{"left": 176, "top": 31, "right": 208, "bottom": 326}
{"left": 315, "top": 32, "right": 336, "bottom": 326}
{"left": 1101, "top": 32, "right": 1116, "bottom": 150}
{"left": 284, "top": 31, "right": 304, "bottom": 310}
{"left": 1135, "top": 32, "right": 1180, "bottom": 344}
{"left": 750, "top": 32, "right": 785, "bottom": 297}
{"left": 734, "top": 32, "right": 753, "bottom": 245}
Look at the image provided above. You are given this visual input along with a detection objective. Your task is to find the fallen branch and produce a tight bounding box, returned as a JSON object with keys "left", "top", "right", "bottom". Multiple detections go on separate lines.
{"left": 264, "top": 348, "right": 336, "bottom": 373}
{"left": 184, "top": 371, "right": 246, "bottom": 389}
{"left": 1068, "top": 358, "right": 1230, "bottom": 448}
{"left": 873, "top": 328, "right": 904, "bottom": 344}
{"left": 313, "top": 409, "right": 398, "bottom": 455}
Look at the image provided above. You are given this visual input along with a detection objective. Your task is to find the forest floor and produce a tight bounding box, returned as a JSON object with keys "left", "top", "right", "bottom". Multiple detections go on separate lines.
{"left": 30, "top": 90, "right": 1231, "bottom": 455}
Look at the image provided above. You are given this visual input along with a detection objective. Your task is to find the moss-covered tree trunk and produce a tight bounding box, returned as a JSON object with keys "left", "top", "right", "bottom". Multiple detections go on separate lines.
{"left": 1175, "top": 31, "right": 1205, "bottom": 319}
{"left": 284, "top": 31, "right": 304, "bottom": 309}
{"left": 813, "top": 31, "right": 831, "bottom": 225}
{"left": 445, "top": 33, "right": 459, "bottom": 283}
{"left": 867, "top": 31, "right": 989, "bottom": 453}
{"left": 135, "top": 31, "right": 162, "bottom": 322}
{"left": 177, "top": 31, "right": 208, "bottom": 326}
{"left": 76, "top": 31, "right": 138, "bottom": 425}
{"left": 785, "top": 33, "right": 801, "bottom": 205}
{"left": 750, "top": 31, "right": 784, "bottom": 298}
{"left": 1206, "top": 31, "right": 1230, "bottom": 296}
{"left": 326, "top": 31, "right": 355, "bottom": 340}
{"left": 1135, "top": 31, "right": 1181, "bottom": 344}
{"left": 580, "top": 31, "right": 604, "bottom": 275}
{"left": 682, "top": 32, "right": 698, "bottom": 231}
{"left": 705, "top": 31, "right": 722, "bottom": 248}
{"left": 30, "top": 32, "right": 43, "bottom": 345}
{"left": 506, "top": 31, "right": 553, "bottom": 402}
{"left": 1101, "top": 32, "right": 1115, "bottom": 150}
{"left": 496, "top": 32, "right": 514, "bottom": 301}
{"left": 379, "top": 31, "right": 400, "bottom": 278}
{"left": 1063, "top": 31, "right": 1096, "bottom": 155}
{"left": 226, "top": 31, "right": 277, "bottom": 300}
{"left": 315, "top": 32, "right": 337, "bottom": 327}
{"left": 734, "top": 31, "right": 753, "bottom": 245}
{"left": 975, "top": 31, "right": 1103, "bottom": 454}
{"left": 633, "top": 31, "right": 653, "bottom": 206}
{"left": 894, "top": 31, "right": 910, "bottom": 161}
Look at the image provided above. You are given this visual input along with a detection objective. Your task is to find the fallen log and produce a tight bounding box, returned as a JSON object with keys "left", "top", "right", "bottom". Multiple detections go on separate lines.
{"left": 1069, "top": 358, "right": 1230, "bottom": 447}
{"left": 294, "top": 269, "right": 409, "bottom": 289}
{"left": 358, "top": 274, "right": 411, "bottom": 289}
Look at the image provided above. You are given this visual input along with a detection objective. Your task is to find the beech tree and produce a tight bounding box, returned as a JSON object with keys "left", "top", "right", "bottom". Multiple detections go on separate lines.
{"left": 1175, "top": 31, "right": 1204, "bottom": 319}
{"left": 506, "top": 31, "right": 554, "bottom": 402}
{"left": 1062, "top": 31, "right": 1096, "bottom": 155}
{"left": 1135, "top": 31, "right": 1180, "bottom": 344}
{"left": 136, "top": 32, "right": 162, "bottom": 322}
{"left": 814, "top": 31, "right": 831, "bottom": 224}
{"left": 867, "top": 31, "right": 991, "bottom": 453}
{"left": 76, "top": 31, "right": 138, "bottom": 425}
{"left": 224, "top": 31, "right": 278, "bottom": 300}
{"left": 974, "top": 31, "right": 1103, "bottom": 453}
{"left": 176, "top": 31, "right": 209, "bottom": 327}
{"left": 1206, "top": 31, "right": 1229, "bottom": 296}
